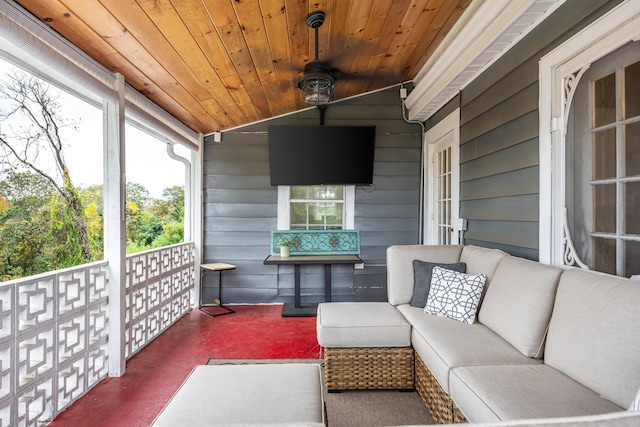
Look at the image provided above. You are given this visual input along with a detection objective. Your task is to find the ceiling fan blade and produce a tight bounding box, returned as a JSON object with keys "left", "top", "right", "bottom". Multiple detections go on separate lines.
{"left": 331, "top": 67, "right": 401, "bottom": 82}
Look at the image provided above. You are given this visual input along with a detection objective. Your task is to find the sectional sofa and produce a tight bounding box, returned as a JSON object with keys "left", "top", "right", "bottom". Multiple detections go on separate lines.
{"left": 320, "top": 244, "right": 640, "bottom": 426}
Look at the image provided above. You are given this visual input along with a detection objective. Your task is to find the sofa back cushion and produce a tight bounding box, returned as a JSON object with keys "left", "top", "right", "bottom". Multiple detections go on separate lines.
{"left": 459, "top": 245, "right": 508, "bottom": 283}
{"left": 478, "top": 257, "right": 562, "bottom": 358}
{"left": 386, "top": 245, "right": 463, "bottom": 306}
{"left": 545, "top": 268, "right": 640, "bottom": 409}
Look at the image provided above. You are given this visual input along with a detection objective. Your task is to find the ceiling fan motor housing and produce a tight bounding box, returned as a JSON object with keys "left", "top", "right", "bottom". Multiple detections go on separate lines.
{"left": 305, "top": 11, "right": 325, "bottom": 29}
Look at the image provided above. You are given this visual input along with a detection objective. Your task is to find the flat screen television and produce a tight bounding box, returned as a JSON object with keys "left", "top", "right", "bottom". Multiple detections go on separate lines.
{"left": 268, "top": 125, "right": 376, "bottom": 186}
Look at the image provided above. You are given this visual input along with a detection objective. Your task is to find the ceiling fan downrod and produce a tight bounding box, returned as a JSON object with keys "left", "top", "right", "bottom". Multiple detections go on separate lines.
{"left": 305, "top": 11, "right": 325, "bottom": 61}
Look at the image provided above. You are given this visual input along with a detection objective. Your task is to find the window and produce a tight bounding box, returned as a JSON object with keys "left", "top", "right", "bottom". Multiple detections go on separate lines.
{"left": 539, "top": 1, "right": 640, "bottom": 275}
{"left": 567, "top": 45, "right": 640, "bottom": 277}
{"left": 277, "top": 185, "right": 355, "bottom": 230}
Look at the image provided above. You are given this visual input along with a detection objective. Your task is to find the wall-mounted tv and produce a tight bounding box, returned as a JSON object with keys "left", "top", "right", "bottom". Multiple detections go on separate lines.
{"left": 268, "top": 125, "right": 376, "bottom": 186}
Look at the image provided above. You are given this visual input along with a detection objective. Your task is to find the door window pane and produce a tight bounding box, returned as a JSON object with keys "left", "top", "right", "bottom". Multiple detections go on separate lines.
{"left": 593, "top": 237, "right": 616, "bottom": 275}
{"left": 569, "top": 44, "right": 640, "bottom": 277}
{"left": 625, "top": 122, "right": 640, "bottom": 177}
{"left": 593, "top": 73, "right": 616, "bottom": 127}
{"left": 594, "top": 184, "right": 616, "bottom": 233}
{"left": 593, "top": 128, "right": 616, "bottom": 180}
{"left": 624, "top": 60, "right": 640, "bottom": 119}
{"left": 625, "top": 240, "right": 640, "bottom": 276}
{"left": 625, "top": 181, "right": 640, "bottom": 235}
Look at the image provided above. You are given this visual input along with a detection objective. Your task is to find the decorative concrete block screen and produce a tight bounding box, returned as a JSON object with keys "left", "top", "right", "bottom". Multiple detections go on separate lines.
{"left": 0, "top": 242, "right": 194, "bottom": 427}
{"left": 270, "top": 230, "right": 360, "bottom": 255}
{"left": 125, "top": 242, "right": 194, "bottom": 358}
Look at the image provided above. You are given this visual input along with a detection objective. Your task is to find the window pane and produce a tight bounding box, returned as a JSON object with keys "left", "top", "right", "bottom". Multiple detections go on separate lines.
{"left": 290, "top": 202, "right": 308, "bottom": 226}
{"left": 625, "top": 122, "right": 640, "bottom": 177}
{"left": 625, "top": 181, "right": 640, "bottom": 235}
{"left": 625, "top": 240, "right": 640, "bottom": 277}
{"left": 593, "top": 73, "right": 616, "bottom": 127}
{"left": 309, "top": 204, "right": 325, "bottom": 226}
{"left": 624, "top": 60, "right": 640, "bottom": 119}
{"left": 594, "top": 184, "right": 616, "bottom": 233}
{"left": 326, "top": 204, "right": 343, "bottom": 226}
{"left": 593, "top": 237, "right": 616, "bottom": 274}
{"left": 308, "top": 186, "right": 326, "bottom": 200}
{"left": 305, "top": 185, "right": 341, "bottom": 200}
{"left": 288, "top": 185, "right": 345, "bottom": 230}
{"left": 290, "top": 186, "right": 308, "bottom": 199}
{"left": 593, "top": 128, "right": 616, "bottom": 180}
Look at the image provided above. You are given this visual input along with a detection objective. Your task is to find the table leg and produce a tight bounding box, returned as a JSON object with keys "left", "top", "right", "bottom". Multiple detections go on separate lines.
{"left": 199, "top": 269, "right": 235, "bottom": 317}
{"left": 325, "top": 264, "right": 332, "bottom": 302}
{"left": 294, "top": 264, "right": 301, "bottom": 308}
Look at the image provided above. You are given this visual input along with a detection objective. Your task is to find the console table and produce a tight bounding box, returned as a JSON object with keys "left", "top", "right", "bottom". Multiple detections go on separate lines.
{"left": 263, "top": 254, "right": 362, "bottom": 317}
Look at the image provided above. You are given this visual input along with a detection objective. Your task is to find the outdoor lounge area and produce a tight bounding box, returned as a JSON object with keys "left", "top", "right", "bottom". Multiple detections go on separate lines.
{"left": 1, "top": 0, "right": 640, "bottom": 426}
{"left": 148, "top": 244, "right": 640, "bottom": 426}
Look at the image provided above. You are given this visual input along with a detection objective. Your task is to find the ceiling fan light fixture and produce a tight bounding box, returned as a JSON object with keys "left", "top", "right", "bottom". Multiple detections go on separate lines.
{"left": 298, "top": 10, "right": 336, "bottom": 106}
{"left": 298, "top": 73, "right": 335, "bottom": 105}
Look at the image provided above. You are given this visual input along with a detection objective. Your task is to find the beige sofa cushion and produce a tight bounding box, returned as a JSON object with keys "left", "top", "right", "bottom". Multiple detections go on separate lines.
{"left": 397, "top": 304, "right": 540, "bottom": 393}
{"left": 316, "top": 302, "right": 411, "bottom": 347}
{"left": 545, "top": 268, "right": 640, "bottom": 409}
{"left": 438, "top": 411, "right": 640, "bottom": 427}
{"left": 386, "top": 245, "right": 463, "bottom": 305}
{"left": 450, "top": 364, "right": 623, "bottom": 423}
{"left": 460, "top": 245, "right": 508, "bottom": 282}
{"left": 479, "top": 257, "right": 562, "bottom": 358}
{"left": 151, "top": 364, "right": 324, "bottom": 426}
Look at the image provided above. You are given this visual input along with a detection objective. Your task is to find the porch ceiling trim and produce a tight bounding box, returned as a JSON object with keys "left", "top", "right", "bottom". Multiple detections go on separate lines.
{"left": 404, "top": 0, "right": 565, "bottom": 123}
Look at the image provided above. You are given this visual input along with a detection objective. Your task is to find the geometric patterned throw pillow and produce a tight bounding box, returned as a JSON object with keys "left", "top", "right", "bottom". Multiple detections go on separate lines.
{"left": 424, "top": 266, "right": 487, "bottom": 325}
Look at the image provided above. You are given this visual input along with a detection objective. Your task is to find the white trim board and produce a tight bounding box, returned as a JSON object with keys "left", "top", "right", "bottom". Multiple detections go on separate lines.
{"left": 405, "top": 0, "right": 564, "bottom": 122}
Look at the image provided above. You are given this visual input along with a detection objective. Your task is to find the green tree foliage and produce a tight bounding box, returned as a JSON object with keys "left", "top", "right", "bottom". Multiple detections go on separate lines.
{"left": 0, "top": 72, "right": 184, "bottom": 280}
{"left": 0, "top": 172, "right": 185, "bottom": 280}
{"left": 0, "top": 71, "right": 92, "bottom": 266}
{"left": 126, "top": 184, "right": 185, "bottom": 254}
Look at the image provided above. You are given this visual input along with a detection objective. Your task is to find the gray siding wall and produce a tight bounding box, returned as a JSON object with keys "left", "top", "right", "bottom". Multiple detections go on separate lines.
{"left": 202, "top": 87, "right": 422, "bottom": 304}
{"left": 430, "top": 0, "right": 622, "bottom": 260}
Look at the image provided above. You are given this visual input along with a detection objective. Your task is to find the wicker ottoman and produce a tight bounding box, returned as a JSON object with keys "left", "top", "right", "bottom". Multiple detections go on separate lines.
{"left": 316, "top": 302, "right": 413, "bottom": 391}
{"left": 151, "top": 364, "right": 325, "bottom": 426}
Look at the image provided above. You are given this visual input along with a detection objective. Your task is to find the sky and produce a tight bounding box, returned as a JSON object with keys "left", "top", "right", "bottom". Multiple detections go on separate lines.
{"left": 0, "top": 57, "right": 189, "bottom": 198}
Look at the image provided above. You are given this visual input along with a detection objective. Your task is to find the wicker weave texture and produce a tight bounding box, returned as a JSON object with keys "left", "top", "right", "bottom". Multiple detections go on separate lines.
{"left": 415, "top": 353, "right": 467, "bottom": 424}
{"left": 324, "top": 347, "right": 414, "bottom": 391}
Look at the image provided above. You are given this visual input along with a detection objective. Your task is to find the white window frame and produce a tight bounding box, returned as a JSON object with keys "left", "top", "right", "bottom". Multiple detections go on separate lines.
{"left": 539, "top": 0, "right": 640, "bottom": 267}
{"left": 277, "top": 185, "right": 355, "bottom": 230}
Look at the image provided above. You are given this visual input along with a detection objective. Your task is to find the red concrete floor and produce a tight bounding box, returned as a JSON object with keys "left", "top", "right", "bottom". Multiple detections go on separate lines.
{"left": 49, "top": 305, "right": 320, "bottom": 427}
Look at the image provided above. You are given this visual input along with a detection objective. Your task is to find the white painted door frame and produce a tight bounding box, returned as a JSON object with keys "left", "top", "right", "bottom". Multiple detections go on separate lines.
{"left": 423, "top": 109, "right": 461, "bottom": 245}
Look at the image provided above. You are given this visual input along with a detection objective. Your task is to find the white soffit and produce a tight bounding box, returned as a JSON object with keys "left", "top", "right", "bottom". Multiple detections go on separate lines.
{"left": 405, "top": 0, "right": 565, "bottom": 122}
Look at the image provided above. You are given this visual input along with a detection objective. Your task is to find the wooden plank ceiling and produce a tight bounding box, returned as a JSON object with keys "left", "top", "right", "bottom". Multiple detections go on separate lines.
{"left": 15, "top": 0, "right": 471, "bottom": 135}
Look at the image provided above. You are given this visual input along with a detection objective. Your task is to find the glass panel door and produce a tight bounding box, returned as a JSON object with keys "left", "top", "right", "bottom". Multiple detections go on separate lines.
{"left": 435, "top": 145, "right": 452, "bottom": 244}
{"left": 424, "top": 110, "right": 460, "bottom": 245}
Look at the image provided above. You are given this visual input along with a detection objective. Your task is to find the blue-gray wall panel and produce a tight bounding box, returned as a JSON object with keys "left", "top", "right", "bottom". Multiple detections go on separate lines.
{"left": 430, "top": 0, "right": 623, "bottom": 260}
{"left": 202, "top": 86, "right": 422, "bottom": 304}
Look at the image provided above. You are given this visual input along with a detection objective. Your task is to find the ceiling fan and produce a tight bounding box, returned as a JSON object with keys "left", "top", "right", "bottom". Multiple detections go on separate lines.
{"left": 297, "top": 11, "right": 336, "bottom": 106}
